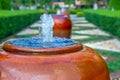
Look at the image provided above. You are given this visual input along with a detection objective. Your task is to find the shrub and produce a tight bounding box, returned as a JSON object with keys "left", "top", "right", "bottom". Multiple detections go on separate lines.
{"left": 48, "top": 9, "right": 57, "bottom": 14}
{"left": 0, "top": 1, "right": 2, "bottom": 9}
{"left": 76, "top": 12, "right": 84, "bottom": 17}
{"left": 69, "top": 9, "right": 77, "bottom": 14}
{"left": 109, "top": 0, "right": 120, "bottom": 10}
{"left": 84, "top": 9, "right": 120, "bottom": 38}
{"left": 0, "top": 10, "right": 41, "bottom": 40}
{"left": 38, "top": 9, "right": 45, "bottom": 14}
{"left": 69, "top": 9, "right": 83, "bottom": 14}
{"left": 0, "top": 0, "right": 11, "bottom": 10}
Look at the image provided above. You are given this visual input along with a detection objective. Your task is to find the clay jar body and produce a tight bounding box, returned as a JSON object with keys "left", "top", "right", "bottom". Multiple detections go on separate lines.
{"left": 0, "top": 38, "right": 110, "bottom": 80}
{"left": 52, "top": 14, "right": 71, "bottom": 38}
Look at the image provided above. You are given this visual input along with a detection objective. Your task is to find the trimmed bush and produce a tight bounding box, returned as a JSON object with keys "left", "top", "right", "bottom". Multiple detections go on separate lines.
{"left": 76, "top": 12, "right": 84, "bottom": 17}
{"left": 69, "top": 9, "right": 83, "bottom": 14}
{"left": 38, "top": 9, "right": 57, "bottom": 14}
{"left": 0, "top": 1, "right": 2, "bottom": 9}
{"left": 0, "top": 0, "right": 11, "bottom": 10}
{"left": 38, "top": 9, "right": 45, "bottom": 14}
{"left": 48, "top": 9, "right": 57, "bottom": 14}
{"left": 69, "top": 9, "right": 77, "bottom": 14}
{"left": 84, "top": 9, "right": 120, "bottom": 38}
{"left": 0, "top": 10, "right": 41, "bottom": 40}
{"left": 109, "top": 0, "right": 120, "bottom": 10}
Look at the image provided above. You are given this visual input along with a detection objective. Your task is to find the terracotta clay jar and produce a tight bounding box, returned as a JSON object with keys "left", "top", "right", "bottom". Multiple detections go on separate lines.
{"left": 52, "top": 14, "right": 72, "bottom": 38}
{"left": 0, "top": 37, "right": 110, "bottom": 80}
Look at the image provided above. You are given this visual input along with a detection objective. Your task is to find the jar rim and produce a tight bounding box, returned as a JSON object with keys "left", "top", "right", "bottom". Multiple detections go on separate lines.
{"left": 3, "top": 41, "right": 83, "bottom": 55}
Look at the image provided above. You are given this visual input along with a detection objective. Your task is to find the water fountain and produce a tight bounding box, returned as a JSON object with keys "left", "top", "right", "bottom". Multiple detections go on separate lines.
{"left": 0, "top": 14, "right": 110, "bottom": 80}
{"left": 50, "top": 8, "right": 71, "bottom": 38}
{"left": 52, "top": 14, "right": 71, "bottom": 38}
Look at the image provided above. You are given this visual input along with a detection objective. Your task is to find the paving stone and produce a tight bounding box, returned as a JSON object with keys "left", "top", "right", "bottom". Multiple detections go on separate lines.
{"left": 30, "top": 23, "right": 41, "bottom": 28}
{"left": 71, "top": 17, "right": 85, "bottom": 21}
{"left": 84, "top": 39, "right": 120, "bottom": 52}
{"left": 73, "top": 23, "right": 97, "bottom": 27}
{"left": 111, "top": 70, "right": 120, "bottom": 80}
{"left": 78, "top": 17, "right": 85, "bottom": 20}
{"left": 71, "top": 35, "right": 89, "bottom": 39}
{"left": 73, "top": 29, "right": 110, "bottom": 36}
{"left": 70, "top": 15, "right": 77, "bottom": 18}
{"left": 72, "top": 26, "right": 80, "bottom": 30}
{"left": 17, "top": 28, "right": 39, "bottom": 36}
{"left": 72, "top": 20, "right": 88, "bottom": 24}
{"left": 70, "top": 14, "right": 77, "bottom": 17}
{"left": 102, "top": 55, "right": 117, "bottom": 63}
{"left": 36, "top": 20, "right": 41, "bottom": 23}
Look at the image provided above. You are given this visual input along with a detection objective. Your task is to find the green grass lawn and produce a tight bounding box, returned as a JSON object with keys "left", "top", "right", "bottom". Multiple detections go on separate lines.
{"left": 15, "top": 34, "right": 38, "bottom": 38}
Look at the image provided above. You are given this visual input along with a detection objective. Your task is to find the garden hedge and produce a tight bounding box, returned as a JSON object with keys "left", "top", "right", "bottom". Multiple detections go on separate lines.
{"left": 0, "top": 0, "right": 11, "bottom": 10}
{"left": 0, "top": 10, "right": 41, "bottom": 40}
{"left": 69, "top": 9, "right": 83, "bottom": 14}
{"left": 76, "top": 12, "right": 84, "bottom": 17}
{"left": 84, "top": 9, "right": 120, "bottom": 38}
{"left": 46, "top": 9, "right": 83, "bottom": 14}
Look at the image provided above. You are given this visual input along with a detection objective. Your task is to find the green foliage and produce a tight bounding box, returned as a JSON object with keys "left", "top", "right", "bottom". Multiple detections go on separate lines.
{"left": 81, "top": 0, "right": 96, "bottom": 6}
{"left": 69, "top": 9, "right": 77, "bottom": 14}
{"left": 38, "top": 9, "right": 45, "bottom": 14}
{"left": 76, "top": 12, "right": 84, "bottom": 17}
{"left": 0, "top": 1, "right": 2, "bottom": 9}
{"left": 109, "top": 0, "right": 120, "bottom": 10}
{"left": 107, "top": 59, "right": 120, "bottom": 72}
{"left": 84, "top": 9, "right": 120, "bottom": 38}
{"left": 0, "top": 10, "right": 41, "bottom": 40}
{"left": 0, "top": 0, "right": 11, "bottom": 10}
{"left": 38, "top": 9, "right": 58, "bottom": 14}
{"left": 64, "top": 0, "right": 75, "bottom": 5}
{"left": 47, "top": 9, "right": 83, "bottom": 14}
{"left": 107, "top": 0, "right": 110, "bottom": 3}
{"left": 48, "top": 9, "right": 57, "bottom": 14}
{"left": 68, "top": 9, "right": 83, "bottom": 14}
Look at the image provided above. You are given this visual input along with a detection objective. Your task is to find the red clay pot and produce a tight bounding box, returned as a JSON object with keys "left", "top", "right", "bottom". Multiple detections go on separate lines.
{"left": 0, "top": 40, "right": 110, "bottom": 80}
{"left": 52, "top": 14, "right": 72, "bottom": 38}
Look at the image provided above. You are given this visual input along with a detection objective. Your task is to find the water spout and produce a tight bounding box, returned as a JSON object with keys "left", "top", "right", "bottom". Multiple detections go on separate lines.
{"left": 40, "top": 13, "right": 54, "bottom": 42}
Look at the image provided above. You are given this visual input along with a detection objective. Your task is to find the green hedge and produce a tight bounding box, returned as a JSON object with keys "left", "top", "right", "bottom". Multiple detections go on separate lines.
{"left": 84, "top": 9, "right": 120, "bottom": 38}
{"left": 69, "top": 9, "right": 83, "bottom": 14}
{"left": 76, "top": 12, "right": 84, "bottom": 17}
{"left": 45, "top": 9, "right": 83, "bottom": 14}
{"left": 48, "top": 9, "right": 57, "bottom": 14}
{"left": 0, "top": 0, "right": 11, "bottom": 10}
{"left": 0, "top": 10, "right": 41, "bottom": 40}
